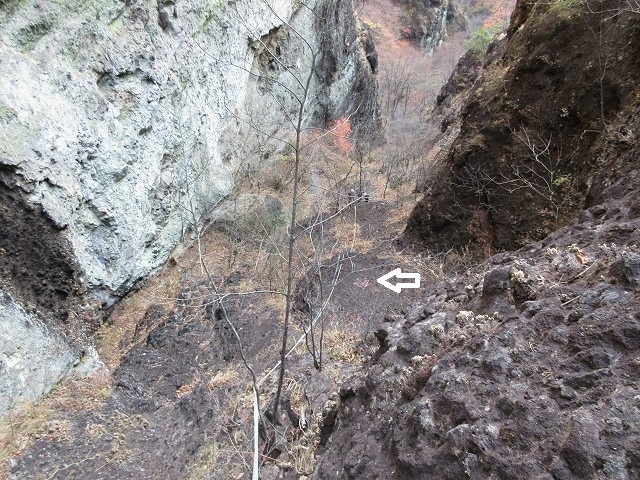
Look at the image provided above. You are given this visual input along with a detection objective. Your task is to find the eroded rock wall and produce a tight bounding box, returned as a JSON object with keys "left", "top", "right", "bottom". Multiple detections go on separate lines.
{"left": 0, "top": 0, "right": 378, "bottom": 413}
{"left": 0, "top": 0, "right": 377, "bottom": 297}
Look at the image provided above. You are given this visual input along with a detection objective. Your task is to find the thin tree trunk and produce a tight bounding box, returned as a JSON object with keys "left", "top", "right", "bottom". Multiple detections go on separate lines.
{"left": 272, "top": 52, "right": 317, "bottom": 422}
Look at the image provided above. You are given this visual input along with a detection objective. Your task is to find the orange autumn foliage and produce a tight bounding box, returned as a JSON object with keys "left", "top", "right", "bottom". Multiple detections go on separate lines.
{"left": 330, "top": 117, "right": 353, "bottom": 155}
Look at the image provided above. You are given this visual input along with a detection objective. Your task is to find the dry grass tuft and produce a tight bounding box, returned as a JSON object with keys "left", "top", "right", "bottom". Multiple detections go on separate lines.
{"left": 177, "top": 377, "right": 201, "bottom": 398}
{"left": 208, "top": 366, "right": 241, "bottom": 390}
{"left": 330, "top": 217, "right": 373, "bottom": 252}
{"left": 188, "top": 442, "right": 219, "bottom": 480}
{"left": 323, "top": 324, "right": 365, "bottom": 364}
{"left": 0, "top": 370, "right": 112, "bottom": 475}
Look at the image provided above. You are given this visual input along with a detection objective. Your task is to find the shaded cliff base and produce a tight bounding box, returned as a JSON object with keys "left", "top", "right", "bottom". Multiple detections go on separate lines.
{"left": 0, "top": 183, "right": 104, "bottom": 417}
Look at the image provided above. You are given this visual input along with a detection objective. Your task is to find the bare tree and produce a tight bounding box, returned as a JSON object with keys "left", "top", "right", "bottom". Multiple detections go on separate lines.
{"left": 499, "top": 126, "right": 565, "bottom": 218}
{"left": 583, "top": 0, "right": 640, "bottom": 16}
{"left": 166, "top": 1, "right": 383, "bottom": 475}
{"left": 453, "top": 125, "right": 567, "bottom": 220}
{"left": 452, "top": 163, "right": 496, "bottom": 212}
{"left": 212, "top": 0, "right": 367, "bottom": 437}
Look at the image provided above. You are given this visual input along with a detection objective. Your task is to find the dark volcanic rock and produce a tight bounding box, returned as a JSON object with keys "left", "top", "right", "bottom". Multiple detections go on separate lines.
{"left": 312, "top": 144, "right": 640, "bottom": 479}
{"left": 609, "top": 252, "right": 640, "bottom": 288}
{"left": 481, "top": 266, "right": 511, "bottom": 297}
{"left": 0, "top": 183, "right": 83, "bottom": 325}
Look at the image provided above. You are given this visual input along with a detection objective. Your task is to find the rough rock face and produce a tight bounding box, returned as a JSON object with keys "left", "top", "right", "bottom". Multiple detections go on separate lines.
{"left": 311, "top": 1, "right": 640, "bottom": 477}
{"left": 0, "top": 0, "right": 377, "bottom": 298}
{"left": 0, "top": 0, "right": 378, "bottom": 412}
{"left": 398, "top": 0, "right": 467, "bottom": 52}
{"left": 0, "top": 285, "right": 105, "bottom": 415}
{"left": 312, "top": 136, "right": 640, "bottom": 479}
{"left": 404, "top": 0, "right": 640, "bottom": 252}
{"left": 0, "top": 289, "right": 75, "bottom": 414}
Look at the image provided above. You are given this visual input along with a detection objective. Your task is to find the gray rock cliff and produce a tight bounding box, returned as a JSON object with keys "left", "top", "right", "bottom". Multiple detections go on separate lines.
{"left": 398, "top": 0, "right": 467, "bottom": 52}
{"left": 0, "top": 0, "right": 378, "bottom": 414}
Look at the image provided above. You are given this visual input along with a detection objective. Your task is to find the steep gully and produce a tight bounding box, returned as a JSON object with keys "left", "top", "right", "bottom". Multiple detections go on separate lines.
{"left": 1, "top": 0, "right": 426, "bottom": 477}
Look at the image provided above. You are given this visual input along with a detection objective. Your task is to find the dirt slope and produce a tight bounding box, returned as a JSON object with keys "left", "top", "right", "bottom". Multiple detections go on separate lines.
{"left": 2, "top": 192, "right": 428, "bottom": 479}
{"left": 404, "top": 0, "right": 640, "bottom": 253}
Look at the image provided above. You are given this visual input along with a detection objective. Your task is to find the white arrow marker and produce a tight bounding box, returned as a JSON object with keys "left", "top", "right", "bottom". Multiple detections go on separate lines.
{"left": 376, "top": 268, "right": 421, "bottom": 293}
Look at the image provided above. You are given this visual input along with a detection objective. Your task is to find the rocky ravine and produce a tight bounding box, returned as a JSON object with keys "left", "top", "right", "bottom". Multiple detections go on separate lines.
{"left": 313, "top": 167, "right": 640, "bottom": 479}
{"left": 0, "top": 0, "right": 378, "bottom": 413}
{"left": 3, "top": 0, "right": 639, "bottom": 479}
{"left": 312, "top": 1, "right": 640, "bottom": 478}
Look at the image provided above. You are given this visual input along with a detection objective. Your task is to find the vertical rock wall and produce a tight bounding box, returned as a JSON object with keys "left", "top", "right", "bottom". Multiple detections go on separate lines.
{"left": 398, "top": 0, "right": 467, "bottom": 52}
{"left": 0, "top": 289, "right": 76, "bottom": 414}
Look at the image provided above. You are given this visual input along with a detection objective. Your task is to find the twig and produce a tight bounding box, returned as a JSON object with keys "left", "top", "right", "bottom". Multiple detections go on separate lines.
{"left": 567, "top": 259, "right": 600, "bottom": 283}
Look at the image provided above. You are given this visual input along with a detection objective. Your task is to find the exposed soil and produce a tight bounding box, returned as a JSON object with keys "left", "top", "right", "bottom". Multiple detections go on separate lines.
{"left": 404, "top": 0, "right": 640, "bottom": 253}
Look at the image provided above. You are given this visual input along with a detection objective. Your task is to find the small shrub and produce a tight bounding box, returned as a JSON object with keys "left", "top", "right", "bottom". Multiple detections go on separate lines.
{"left": 553, "top": 174, "right": 572, "bottom": 187}
{"left": 465, "top": 25, "right": 502, "bottom": 59}
{"left": 262, "top": 210, "right": 286, "bottom": 232}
